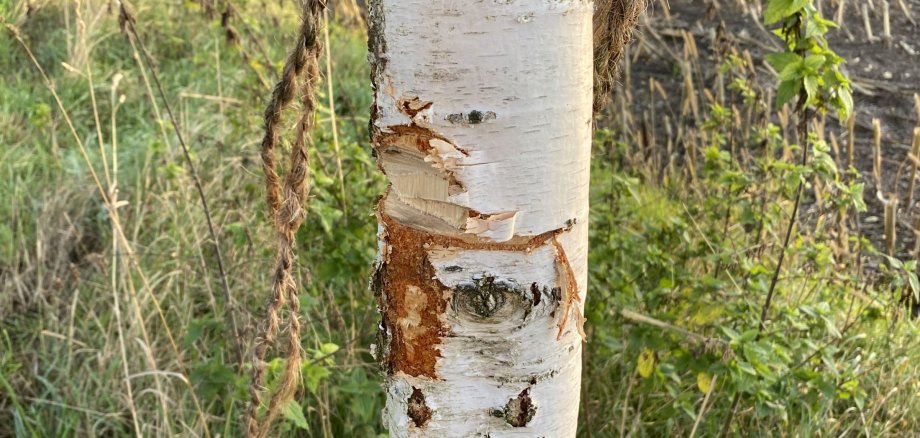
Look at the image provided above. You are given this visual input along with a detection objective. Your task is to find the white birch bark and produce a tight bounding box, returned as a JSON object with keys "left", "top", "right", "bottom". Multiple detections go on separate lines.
{"left": 369, "top": 1, "right": 593, "bottom": 436}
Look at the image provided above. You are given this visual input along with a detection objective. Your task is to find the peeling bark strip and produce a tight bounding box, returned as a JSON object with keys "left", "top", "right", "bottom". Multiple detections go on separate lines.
{"left": 552, "top": 235, "right": 586, "bottom": 340}
{"left": 370, "top": 0, "right": 593, "bottom": 436}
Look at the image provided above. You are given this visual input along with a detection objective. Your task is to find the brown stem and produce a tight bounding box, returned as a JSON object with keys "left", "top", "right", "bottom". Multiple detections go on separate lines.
{"left": 721, "top": 91, "right": 811, "bottom": 437}
{"left": 117, "top": 3, "right": 244, "bottom": 368}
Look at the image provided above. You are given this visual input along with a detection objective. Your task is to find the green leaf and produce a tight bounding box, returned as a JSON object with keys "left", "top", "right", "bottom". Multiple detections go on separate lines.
{"left": 776, "top": 79, "right": 802, "bottom": 109}
{"left": 637, "top": 349, "right": 656, "bottom": 378}
{"left": 804, "top": 75, "right": 819, "bottom": 101}
{"left": 281, "top": 400, "right": 309, "bottom": 430}
{"left": 737, "top": 361, "right": 758, "bottom": 376}
{"left": 849, "top": 182, "right": 867, "bottom": 212}
{"left": 909, "top": 272, "right": 919, "bottom": 301}
{"left": 697, "top": 372, "right": 713, "bottom": 393}
{"left": 318, "top": 342, "right": 340, "bottom": 357}
{"left": 778, "top": 62, "right": 803, "bottom": 82}
{"left": 764, "top": 0, "right": 794, "bottom": 24}
{"left": 884, "top": 254, "right": 904, "bottom": 270}
{"left": 788, "top": 0, "right": 811, "bottom": 17}
{"left": 837, "top": 87, "right": 854, "bottom": 119}
{"left": 805, "top": 18, "right": 823, "bottom": 39}
{"left": 691, "top": 304, "right": 724, "bottom": 326}
{"left": 854, "top": 393, "right": 866, "bottom": 410}
{"left": 815, "top": 15, "right": 840, "bottom": 31}
{"left": 314, "top": 171, "right": 335, "bottom": 187}
{"left": 764, "top": 0, "right": 809, "bottom": 24}
{"left": 303, "top": 363, "right": 332, "bottom": 393}
{"left": 803, "top": 54, "right": 827, "bottom": 71}
{"left": 766, "top": 52, "right": 801, "bottom": 73}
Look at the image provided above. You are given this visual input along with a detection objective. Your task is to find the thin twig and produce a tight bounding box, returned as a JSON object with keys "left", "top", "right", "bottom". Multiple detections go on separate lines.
{"left": 720, "top": 91, "right": 812, "bottom": 438}
{"left": 117, "top": 1, "right": 244, "bottom": 367}
{"left": 620, "top": 309, "right": 729, "bottom": 350}
{"left": 689, "top": 374, "right": 719, "bottom": 438}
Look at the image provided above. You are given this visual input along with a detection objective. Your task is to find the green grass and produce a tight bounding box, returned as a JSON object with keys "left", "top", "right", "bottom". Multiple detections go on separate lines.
{"left": 2, "top": 2, "right": 382, "bottom": 436}
{"left": 2, "top": 1, "right": 920, "bottom": 437}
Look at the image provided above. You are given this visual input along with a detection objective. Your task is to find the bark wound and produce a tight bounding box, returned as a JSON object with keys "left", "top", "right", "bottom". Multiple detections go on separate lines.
{"left": 375, "top": 98, "right": 477, "bottom": 232}
{"left": 407, "top": 387, "right": 432, "bottom": 428}
{"left": 376, "top": 217, "right": 449, "bottom": 378}
{"left": 502, "top": 387, "right": 536, "bottom": 427}
{"left": 454, "top": 276, "right": 525, "bottom": 321}
{"left": 376, "top": 97, "right": 526, "bottom": 241}
{"left": 447, "top": 110, "right": 497, "bottom": 125}
{"left": 379, "top": 125, "right": 467, "bottom": 193}
{"left": 552, "top": 235, "right": 585, "bottom": 340}
{"left": 376, "top": 207, "right": 583, "bottom": 377}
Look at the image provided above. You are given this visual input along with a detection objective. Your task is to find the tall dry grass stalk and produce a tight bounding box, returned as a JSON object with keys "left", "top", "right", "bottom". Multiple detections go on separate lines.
{"left": 323, "top": 8, "right": 347, "bottom": 217}
{"left": 6, "top": 17, "right": 211, "bottom": 438}
{"left": 914, "top": 94, "right": 920, "bottom": 122}
{"left": 906, "top": 128, "right": 920, "bottom": 212}
{"left": 117, "top": 0, "right": 244, "bottom": 367}
{"left": 870, "top": 117, "right": 903, "bottom": 256}
{"left": 847, "top": 114, "right": 856, "bottom": 168}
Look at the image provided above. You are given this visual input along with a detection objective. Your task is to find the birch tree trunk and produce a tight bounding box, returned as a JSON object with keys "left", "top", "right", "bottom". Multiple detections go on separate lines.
{"left": 368, "top": 1, "right": 593, "bottom": 436}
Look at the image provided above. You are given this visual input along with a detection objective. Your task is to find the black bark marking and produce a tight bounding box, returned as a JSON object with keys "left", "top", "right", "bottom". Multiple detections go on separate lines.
{"left": 530, "top": 283, "right": 541, "bottom": 307}
{"left": 551, "top": 287, "right": 562, "bottom": 302}
{"left": 503, "top": 388, "right": 536, "bottom": 427}
{"left": 447, "top": 110, "right": 497, "bottom": 125}
{"left": 407, "top": 387, "right": 432, "bottom": 427}
{"left": 454, "top": 276, "right": 520, "bottom": 319}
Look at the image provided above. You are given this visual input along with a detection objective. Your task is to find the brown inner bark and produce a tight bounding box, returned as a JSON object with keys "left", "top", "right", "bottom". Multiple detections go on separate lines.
{"left": 375, "top": 204, "right": 578, "bottom": 378}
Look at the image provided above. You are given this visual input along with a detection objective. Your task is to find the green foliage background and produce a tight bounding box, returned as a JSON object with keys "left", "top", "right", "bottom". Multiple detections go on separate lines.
{"left": 1, "top": 1, "right": 919, "bottom": 436}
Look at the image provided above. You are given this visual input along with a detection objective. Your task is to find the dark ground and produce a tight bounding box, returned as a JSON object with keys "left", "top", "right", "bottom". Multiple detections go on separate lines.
{"left": 622, "top": 0, "right": 920, "bottom": 260}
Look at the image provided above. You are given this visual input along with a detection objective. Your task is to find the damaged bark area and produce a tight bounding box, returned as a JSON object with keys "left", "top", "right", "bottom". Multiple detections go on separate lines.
{"left": 552, "top": 235, "right": 586, "bottom": 340}
{"left": 370, "top": 1, "right": 593, "bottom": 434}
{"left": 375, "top": 207, "right": 583, "bottom": 379}
{"left": 374, "top": 213, "right": 451, "bottom": 378}
{"left": 374, "top": 96, "right": 532, "bottom": 243}
{"left": 376, "top": 126, "right": 470, "bottom": 231}
{"left": 407, "top": 387, "right": 432, "bottom": 427}
{"left": 497, "top": 387, "right": 537, "bottom": 428}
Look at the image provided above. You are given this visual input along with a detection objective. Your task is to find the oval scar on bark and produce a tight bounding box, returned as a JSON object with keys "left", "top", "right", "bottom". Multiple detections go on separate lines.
{"left": 407, "top": 387, "right": 432, "bottom": 427}
{"left": 454, "top": 276, "right": 522, "bottom": 320}
{"left": 502, "top": 387, "right": 536, "bottom": 427}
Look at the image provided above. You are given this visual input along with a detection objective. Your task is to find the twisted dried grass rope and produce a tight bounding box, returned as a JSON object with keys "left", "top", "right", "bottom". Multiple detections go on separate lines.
{"left": 247, "top": 1, "right": 325, "bottom": 437}
{"left": 594, "top": 0, "right": 648, "bottom": 114}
